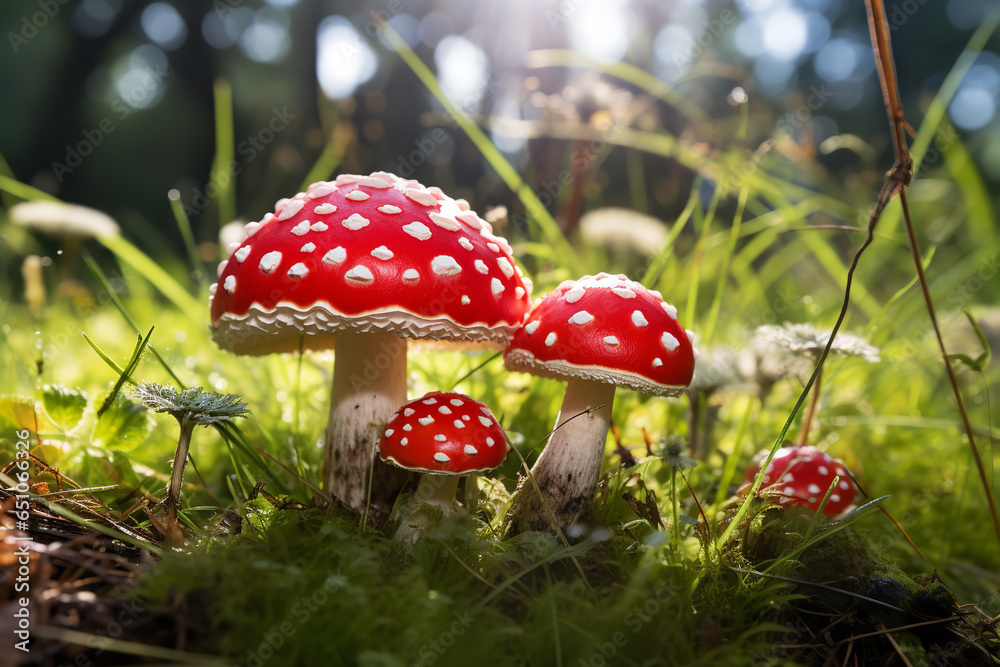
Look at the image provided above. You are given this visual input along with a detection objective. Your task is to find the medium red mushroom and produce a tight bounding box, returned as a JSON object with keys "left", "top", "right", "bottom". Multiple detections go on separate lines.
{"left": 743, "top": 445, "right": 857, "bottom": 516}
{"left": 209, "top": 172, "right": 531, "bottom": 513}
{"left": 379, "top": 391, "right": 508, "bottom": 539}
{"left": 504, "top": 273, "right": 697, "bottom": 530}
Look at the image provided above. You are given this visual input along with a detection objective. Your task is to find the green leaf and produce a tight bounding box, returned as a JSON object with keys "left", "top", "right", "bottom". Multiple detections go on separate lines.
{"left": 91, "top": 393, "right": 154, "bottom": 452}
{"left": 41, "top": 385, "right": 88, "bottom": 432}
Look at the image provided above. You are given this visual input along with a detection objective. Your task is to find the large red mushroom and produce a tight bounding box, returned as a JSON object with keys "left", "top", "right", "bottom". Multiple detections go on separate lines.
{"left": 504, "top": 273, "right": 696, "bottom": 530}
{"left": 209, "top": 172, "right": 531, "bottom": 512}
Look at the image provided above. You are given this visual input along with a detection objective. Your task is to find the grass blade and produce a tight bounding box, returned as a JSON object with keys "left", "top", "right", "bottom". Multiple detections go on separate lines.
{"left": 379, "top": 20, "right": 580, "bottom": 273}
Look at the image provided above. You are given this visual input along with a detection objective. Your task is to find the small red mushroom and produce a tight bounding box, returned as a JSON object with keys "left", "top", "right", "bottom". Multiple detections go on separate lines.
{"left": 379, "top": 392, "right": 508, "bottom": 536}
{"left": 743, "top": 445, "right": 857, "bottom": 516}
{"left": 504, "top": 273, "right": 697, "bottom": 530}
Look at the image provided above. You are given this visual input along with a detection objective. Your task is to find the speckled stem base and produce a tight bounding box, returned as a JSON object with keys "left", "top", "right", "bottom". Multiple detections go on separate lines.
{"left": 511, "top": 378, "right": 615, "bottom": 532}
{"left": 322, "top": 331, "right": 409, "bottom": 514}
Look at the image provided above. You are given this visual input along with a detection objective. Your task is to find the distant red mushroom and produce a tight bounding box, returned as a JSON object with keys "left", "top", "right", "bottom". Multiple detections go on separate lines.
{"left": 209, "top": 172, "right": 531, "bottom": 513}
{"left": 743, "top": 445, "right": 857, "bottom": 516}
{"left": 504, "top": 273, "right": 697, "bottom": 530}
{"left": 379, "top": 391, "right": 508, "bottom": 539}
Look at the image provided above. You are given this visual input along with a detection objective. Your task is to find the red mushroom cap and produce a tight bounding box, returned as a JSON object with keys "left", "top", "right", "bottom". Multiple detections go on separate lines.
{"left": 504, "top": 273, "right": 697, "bottom": 396}
{"left": 743, "top": 445, "right": 857, "bottom": 516}
{"left": 378, "top": 392, "right": 508, "bottom": 474}
{"left": 209, "top": 172, "right": 532, "bottom": 354}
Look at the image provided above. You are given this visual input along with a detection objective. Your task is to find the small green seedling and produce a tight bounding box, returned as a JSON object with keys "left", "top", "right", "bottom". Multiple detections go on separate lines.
{"left": 132, "top": 382, "right": 249, "bottom": 536}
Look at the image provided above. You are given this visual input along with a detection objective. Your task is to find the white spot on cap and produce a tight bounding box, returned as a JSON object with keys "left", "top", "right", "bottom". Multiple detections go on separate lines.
{"left": 423, "top": 398, "right": 437, "bottom": 405}
{"left": 839, "top": 480, "right": 850, "bottom": 490}
{"left": 464, "top": 445, "right": 478, "bottom": 456}
{"left": 632, "top": 311, "right": 648, "bottom": 327}
{"left": 277, "top": 199, "right": 304, "bottom": 220}
{"left": 525, "top": 321, "right": 540, "bottom": 335}
{"left": 438, "top": 406, "right": 452, "bottom": 415}
{"left": 661, "top": 332, "right": 680, "bottom": 351}
{"left": 377, "top": 205, "right": 401, "bottom": 215}
{"left": 291, "top": 221, "right": 310, "bottom": 236}
{"left": 322, "top": 247, "right": 346, "bottom": 265}
{"left": 569, "top": 311, "right": 594, "bottom": 325}
{"left": 402, "top": 269, "right": 420, "bottom": 281}
{"left": 400, "top": 437, "right": 408, "bottom": 445}
{"left": 453, "top": 420, "right": 465, "bottom": 429}
{"left": 478, "top": 416, "right": 492, "bottom": 427}
{"left": 662, "top": 303, "right": 678, "bottom": 319}
{"left": 830, "top": 494, "right": 840, "bottom": 502}
{"left": 217, "top": 259, "right": 228, "bottom": 277}
{"left": 458, "top": 237, "right": 474, "bottom": 251}
{"left": 345, "top": 190, "right": 369, "bottom": 201}
{"left": 404, "top": 408, "right": 415, "bottom": 416}
{"left": 226, "top": 242, "right": 240, "bottom": 256}
{"left": 371, "top": 246, "right": 394, "bottom": 260}
{"left": 457, "top": 211, "right": 482, "bottom": 229}
{"left": 693, "top": 348, "right": 700, "bottom": 359}
{"left": 244, "top": 222, "right": 260, "bottom": 237}
{"left": 817, "top": 466, "right": 829, "bottom": 475}
{"left": 515, "top": 287, "right": 525, "bottom": 299}
{"left": 434, "top": 434, "right": 447, "bottom": 442}
{"left": 345, "top": 265, "right": 373, "bottom": 282}
{"left": 223, "top": 275, "right": 236, "bottom": 293}
{"left": 301, "top": 242, "right": 316, "bottom": 253}
{"left": 259, "top": 251, "right": 282, "bottom": 273}
{"left": 491, "top": 278, "right": 504, "bottom": 296}
{"left": 474, "top": 259, "right": 488, "bottom": 274}
{"left": 313, "top": 203, "right": 337, "bottom": 215}
{"left": 209, "top": 283, "right": 217, "bottom": 295}
{"left": 545, "top": 332, "right": 557, "bottom": 346}
{"left": 287, "top": 263, "right": 308, "bottom": 279}
{"left": 343, "top": 213, "right": 370, "bottom": 231}
{"left": 807, "top": 484, "right": 822, "bottom": 495}
{"left": 307, "top": 185, "right": 335, "bottom": 199}
{"left": 461, "top": 295, "right": 470, "bottom": 305}
{"left": 462, "top": 415, "right": 470, "bottom": 421}
{"left": 496, "top": 257, "right": 514, "bottom": 278}
{"left": 432, "top": 255, "right": 462, "bottom": 276}
{"left": 429, "top": 213, "right": 461, "bottom": 231}
{"left": 685, "top": 330, "right": 695, "bottom": 343}
{"left": 487, "top": 242, "right": 500, "bottom": 253}
{"left": 603, "top": 336, "right": 620, "bottom": 346}
{"left": 235, "top": 246, "right": 251, "bottom": 263}
{"left": 402, "top": 424, "right": 412, "bottom": 431}
{"left": 418, "top": 416, "right": 435, "bottom": 426}
{"left": 564, "top": 287, "right": 585, "bottom": 303}
{"left": 405, "top": 188, "right": 437, "bottom": 206}
{"left": 486, "top": 437, "right": 495, "bottom": 447}
{"left": 387, "top": 414, "right": 397, "bottom": 423}
{"left": 612, "top": 288, "right": 636, "bottom": 299}
{"left": 310, "top": 222, "right": 329, "bottom": 232}
{"left": 384, "top": 429, "right": 394, "bottom": 437}
{"left": 358, "top": 176, "right": 391, "bottom": 188}
{"left": 434, "top": 452, "right": 451, "bottom": 462}
{"left": 402, "top": 222, "right": 432, "bottom": 241}
{"left": 449, "top": 399, "right": 464, "bottom": 406}
{"left": 652, "top": 358, "right": 663, "bottom": 367}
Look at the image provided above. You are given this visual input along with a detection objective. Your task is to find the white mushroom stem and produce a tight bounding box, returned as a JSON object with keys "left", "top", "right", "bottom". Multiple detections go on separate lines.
{"left": 514, "top": 378, "right": 615, "bottom": 531}
{"left": 414, "top": 473, "right": 460, "bottom": 515}
{"left": 323, "top": 331, "right": 408, "bottom": 513}
{"left": 391, "top": 474, "right": 460, "bottom": 547}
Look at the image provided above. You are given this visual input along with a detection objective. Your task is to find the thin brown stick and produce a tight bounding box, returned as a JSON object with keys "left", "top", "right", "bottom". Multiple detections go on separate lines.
{"left": 864, "top": 0, "right": 1000, "bottom": 549}
{"left": 798, "top": 371, "right": 822, "bottom": 447}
